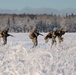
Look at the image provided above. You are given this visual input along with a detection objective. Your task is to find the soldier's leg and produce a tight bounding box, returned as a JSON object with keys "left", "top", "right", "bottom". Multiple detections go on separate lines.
{"left": 60, "top": 36, "right": 64, "bottom": 42}
{"left": 58, "top": 36, "right": 61, "bottom": 43}
{"left": 58, "top": 36, "right": 63, "bottom": 43}
{"left": 2, "top": 36, "right": 7, "bottom": 45}
{"left": 52, "top": 39, "right": 54, "bottom": 45}
{"left": 52, "top": 37, "right": 56, "bottom": 45}
{"left": 32, "top": 37, "right": 37, "bottom": 47}
{"left": 52, "top": 33, "right": 57, "bottom": 45}
{"left": 34, "top": 38, "right": 37, "bottom": 47}
{"left": 54, "top": 39, "right": 57, "bottom": 45}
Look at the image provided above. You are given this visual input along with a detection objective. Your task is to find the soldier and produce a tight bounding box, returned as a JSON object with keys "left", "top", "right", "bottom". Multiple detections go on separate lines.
{"left": 0, "top": 28, "right": 13, "bottom": 45}
{"left": 44, "top": 30, "right": 57, "bottom": 46}
{"left": 44, "top": 28, "right": 65, "bottom": 45}
{"left": 57, "top": 28, "right": 65, "bottom": 43}
{"left": 29, "top": 29, "right": 43, "bottom": 48}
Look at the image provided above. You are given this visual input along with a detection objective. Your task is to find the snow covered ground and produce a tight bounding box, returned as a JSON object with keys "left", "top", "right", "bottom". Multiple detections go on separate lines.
{"left": 0, "top": 33, "right": 76, "bottom": 75}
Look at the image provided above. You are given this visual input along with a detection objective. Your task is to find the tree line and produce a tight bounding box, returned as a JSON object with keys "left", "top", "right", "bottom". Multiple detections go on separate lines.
{"left": 0, "top": 13, "right": 76, "bottom": 32}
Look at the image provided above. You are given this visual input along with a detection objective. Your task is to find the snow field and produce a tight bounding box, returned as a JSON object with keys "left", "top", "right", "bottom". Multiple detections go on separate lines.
{"left": 0, "top": 33, "right": 76, "bottom": 75}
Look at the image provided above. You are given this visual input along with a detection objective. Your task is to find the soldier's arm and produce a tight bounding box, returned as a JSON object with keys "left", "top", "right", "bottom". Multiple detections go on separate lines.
{"left": 8, "top": 34, "right": 14, "bottom": 37}
{"left": 39, "top": 33, "right": 43, "bottom": 36}
{"left": 36, "top": 32, "right": 43, "bottom": 36}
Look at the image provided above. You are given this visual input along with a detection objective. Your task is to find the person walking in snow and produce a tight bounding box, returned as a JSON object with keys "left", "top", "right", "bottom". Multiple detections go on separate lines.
{"left": 29, "top": 29, "right": 43, "bottom": 48}
{"left": 0, "top": 28, "right": 13, "bottom": 45}
{"left": 44, "top": 28, "right": 65, "bottom": 46}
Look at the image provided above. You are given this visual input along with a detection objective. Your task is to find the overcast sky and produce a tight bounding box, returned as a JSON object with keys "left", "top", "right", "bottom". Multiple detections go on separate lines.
{"left": 0, "top": 0, "right": 76, "bottom": 10}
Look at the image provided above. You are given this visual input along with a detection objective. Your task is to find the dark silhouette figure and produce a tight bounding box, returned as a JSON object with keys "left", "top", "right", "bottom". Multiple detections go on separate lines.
{"left": 44, "top": 28, "right": 65, "bottom": 45}
{"left": 29, "top": 29, "right": 43, "bottom": 48}
{"left": 54, "top": 28, "right": 65, "bottom": 43}
{"left": 0, "top": 28, "right": 13, "bottom": 45}
{"left": 44, "top": 31, "right": 56, "bottom": 45}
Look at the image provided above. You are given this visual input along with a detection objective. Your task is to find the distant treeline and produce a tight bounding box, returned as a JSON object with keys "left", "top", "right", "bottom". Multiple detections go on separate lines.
{"left": 0, "top": 13, "right": 76, "bottom": 32}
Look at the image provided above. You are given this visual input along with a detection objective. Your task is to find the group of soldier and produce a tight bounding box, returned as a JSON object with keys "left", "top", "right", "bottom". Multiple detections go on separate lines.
{"left": 0, "top": 27, "right": 65, "bottom": 47}
{"left": 29, "top": 28, "right": 65, "bottom": 47}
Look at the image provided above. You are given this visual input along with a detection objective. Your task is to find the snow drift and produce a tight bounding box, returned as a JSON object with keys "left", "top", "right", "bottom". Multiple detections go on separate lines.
{"left": 0, "top": 33, "right": 76, "bottom": 75}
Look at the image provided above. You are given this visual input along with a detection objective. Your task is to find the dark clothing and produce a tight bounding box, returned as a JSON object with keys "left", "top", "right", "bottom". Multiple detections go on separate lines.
{"left": 1, "top": 28, "right": 13, "bottom": 45}
{"left": 29, "top": 30, "right": 43, "bottom": 48}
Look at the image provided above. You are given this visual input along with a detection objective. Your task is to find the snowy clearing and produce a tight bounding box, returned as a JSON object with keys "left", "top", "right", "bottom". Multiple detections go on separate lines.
{"left": 0, "top": 33, "right": 76, "bottom": 75}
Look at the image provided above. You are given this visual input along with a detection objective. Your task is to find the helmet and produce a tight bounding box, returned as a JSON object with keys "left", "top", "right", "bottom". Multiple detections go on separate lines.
{"left": 53, "top": 27, "right": 57, "bottom": 32}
